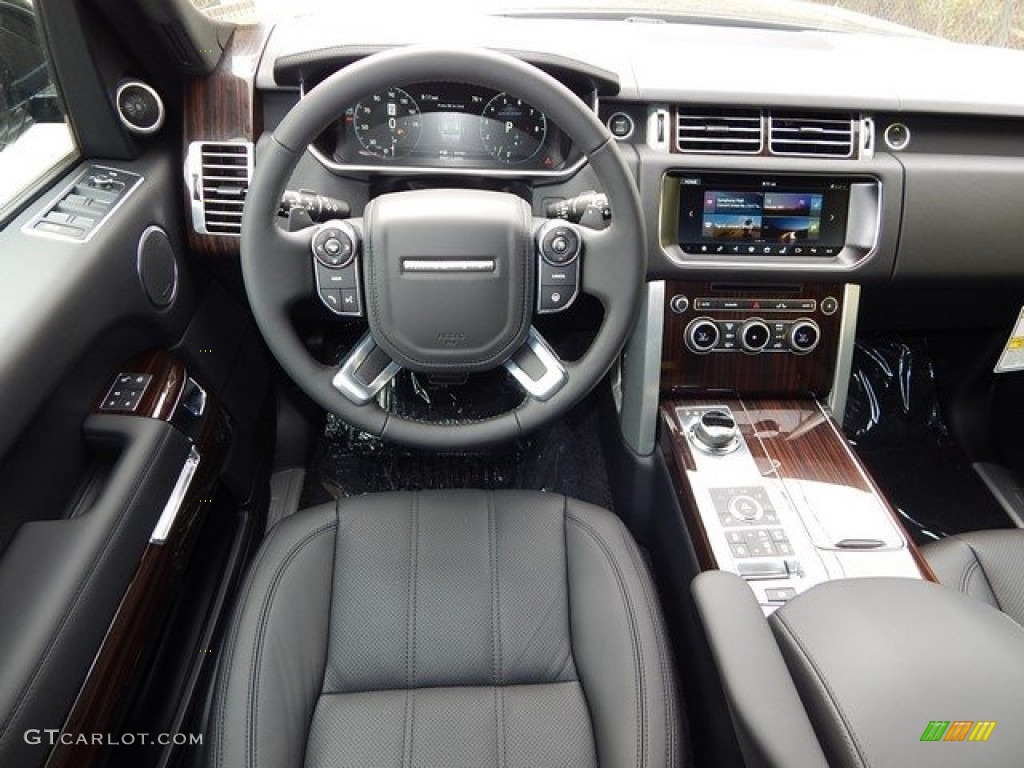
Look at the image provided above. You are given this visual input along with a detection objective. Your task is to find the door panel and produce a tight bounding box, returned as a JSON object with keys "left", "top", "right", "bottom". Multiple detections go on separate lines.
{"left": 0, "top": 150, "right": 200, "bottom": 766}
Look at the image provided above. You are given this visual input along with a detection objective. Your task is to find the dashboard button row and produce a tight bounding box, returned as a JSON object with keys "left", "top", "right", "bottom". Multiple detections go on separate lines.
{"left": 680, "top": 243, "right": 840, "bottom": 257}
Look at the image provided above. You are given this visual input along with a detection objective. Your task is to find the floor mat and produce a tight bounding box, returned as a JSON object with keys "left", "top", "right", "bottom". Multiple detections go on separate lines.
{"left": 301, "top": 394, "right": 613, "bottom": 511}
{"left": 844, "top": 336, "right": 1012, "bottom": 544}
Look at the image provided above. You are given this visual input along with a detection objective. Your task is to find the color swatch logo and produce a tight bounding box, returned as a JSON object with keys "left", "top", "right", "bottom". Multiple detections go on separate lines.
{"left": 921, "top": 721, "right": 997, "bottom": 742}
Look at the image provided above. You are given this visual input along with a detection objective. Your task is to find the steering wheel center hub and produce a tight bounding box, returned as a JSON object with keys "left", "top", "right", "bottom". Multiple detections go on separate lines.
{"left": 363, "top": 188, "right": 535, "bottom": 373}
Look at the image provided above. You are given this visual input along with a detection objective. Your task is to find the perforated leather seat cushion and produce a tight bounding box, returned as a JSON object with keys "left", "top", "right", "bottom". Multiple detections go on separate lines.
{"left": 923, "top": 529, "right": 1024, "bottom": 625}
{"left": 209, "top": 490, "right": 681, "bottom": 768}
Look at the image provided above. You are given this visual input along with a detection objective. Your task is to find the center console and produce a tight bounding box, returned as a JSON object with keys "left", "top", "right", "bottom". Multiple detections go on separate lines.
{"left": 661, "top": 397, "right": 931, "bottom": 611}
{"left": 656, "top": 275, "right": 930, "bottom": 611}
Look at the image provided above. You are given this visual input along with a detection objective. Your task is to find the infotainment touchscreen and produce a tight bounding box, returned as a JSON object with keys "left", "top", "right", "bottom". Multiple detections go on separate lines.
{"left": 675, "top": 175, "right": 851, "bottom": 256}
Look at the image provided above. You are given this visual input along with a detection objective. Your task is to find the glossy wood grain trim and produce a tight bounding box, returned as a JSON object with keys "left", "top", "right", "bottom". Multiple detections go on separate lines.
{"left": 660, "top": 395, "right": 935, "bottom": 581}
{"left": 183, "top": 25, "right": 269, "bottom": 258}
{"left": 661, "top": 281, "right": 843, "bottom": 397}
{"left": 49, "top": 360, "right": 230, "bottom": 768}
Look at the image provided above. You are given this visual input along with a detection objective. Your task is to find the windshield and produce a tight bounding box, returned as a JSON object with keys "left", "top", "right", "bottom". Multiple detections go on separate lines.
{"left": 191, "top": 0, "right": 1024, "bottom": 49}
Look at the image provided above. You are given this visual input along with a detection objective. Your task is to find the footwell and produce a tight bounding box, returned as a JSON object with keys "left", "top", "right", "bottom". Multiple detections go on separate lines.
{"left": 844, "top": 337, "right": 1012, "bottom": 545}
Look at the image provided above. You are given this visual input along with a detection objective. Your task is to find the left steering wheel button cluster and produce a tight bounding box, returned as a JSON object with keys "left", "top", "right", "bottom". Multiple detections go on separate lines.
{"left": 312, "top": 220, "right": 363, "bottom": 317}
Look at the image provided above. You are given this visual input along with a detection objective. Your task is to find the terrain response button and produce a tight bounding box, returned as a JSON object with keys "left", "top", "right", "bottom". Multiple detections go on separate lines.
{"left": 729, "top": 495, "right": 764, "bottom": 521}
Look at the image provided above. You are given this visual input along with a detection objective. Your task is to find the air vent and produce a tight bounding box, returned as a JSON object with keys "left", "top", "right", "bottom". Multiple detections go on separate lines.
{"left": 769, "top": 112, "right": 855, "bottom": 158}
{"left": 186, "top": 141, "right": 253, "bottom": 236}
{"left": 676, "top": 107, "right": 763, "bottom": 154}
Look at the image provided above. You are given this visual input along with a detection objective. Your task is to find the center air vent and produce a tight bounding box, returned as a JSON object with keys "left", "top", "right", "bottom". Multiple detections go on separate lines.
{"left": 768, "top": 112, "right": 855, "bottom": 158}
{"left": 185, "top": 141, "right": 253, "bottom": 236}
{"left": 676, "top": 108, "right": 763, "bottom": 154}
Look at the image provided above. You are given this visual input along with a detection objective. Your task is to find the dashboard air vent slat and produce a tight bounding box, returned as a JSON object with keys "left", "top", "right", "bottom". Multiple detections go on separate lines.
{"left": 186, "top": 141, "right": 253, "bottom": 236}
{"left": 769, "top": 112, "right": 855, "bottom": 158}
{"left": 676, "top": 107, "right": 763, "bottom": 154}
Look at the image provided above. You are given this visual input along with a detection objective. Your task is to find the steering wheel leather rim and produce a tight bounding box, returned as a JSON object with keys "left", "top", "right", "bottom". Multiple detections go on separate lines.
{"left": 241, "top": 46, "right": 645, "bottom": 450}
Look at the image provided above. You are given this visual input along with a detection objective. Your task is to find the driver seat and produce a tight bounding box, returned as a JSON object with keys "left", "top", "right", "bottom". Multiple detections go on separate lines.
{"left": 208, "top": 490, "right": 681, "bottom": 768}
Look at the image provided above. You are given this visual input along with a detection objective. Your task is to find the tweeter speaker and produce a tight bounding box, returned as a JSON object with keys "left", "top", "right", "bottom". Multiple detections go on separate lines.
{"left": 137, "top": 225, "right": 179, "bottom": 309}
{"left": 116, "top": 80, "right": 164, "bottom": 135}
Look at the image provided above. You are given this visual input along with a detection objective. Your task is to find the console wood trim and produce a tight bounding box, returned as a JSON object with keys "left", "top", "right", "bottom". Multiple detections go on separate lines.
{"left": 660, "top": 396, "right": 936, "bottom": 582}
{"left": 661, "top": 282, "right": 843, "bottom": 397}
{"left": 183, "top": 25, "right": 268, "bottom": 258}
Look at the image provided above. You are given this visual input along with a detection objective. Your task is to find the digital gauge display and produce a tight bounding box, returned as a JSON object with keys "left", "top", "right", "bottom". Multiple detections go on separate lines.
{"left": 333, "top": 82, "right": 569, "bottom": 171}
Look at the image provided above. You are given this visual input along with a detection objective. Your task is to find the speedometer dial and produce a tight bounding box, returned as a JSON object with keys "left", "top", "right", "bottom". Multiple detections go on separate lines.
{"left": 353, "top": 87, "right": 423, "bottom": 159}
{"left": 480, "top": 93, "right": 547, "bottom": 164}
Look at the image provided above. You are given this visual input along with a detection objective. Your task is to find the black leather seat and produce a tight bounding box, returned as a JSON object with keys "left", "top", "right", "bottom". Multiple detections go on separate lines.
{"left": 209, "top": 490, "right": 680, "bottom": 768}
{"left": 922, "top": 529, "right": 1024, "bottom": 624}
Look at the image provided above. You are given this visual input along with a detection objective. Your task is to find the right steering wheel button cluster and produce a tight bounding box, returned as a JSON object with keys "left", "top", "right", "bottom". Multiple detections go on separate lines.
{"left": 536, "top": 220, "right": 582, "bottom": 314}
{"left": 312, "top": 220, "right": 363, "bottom": 316}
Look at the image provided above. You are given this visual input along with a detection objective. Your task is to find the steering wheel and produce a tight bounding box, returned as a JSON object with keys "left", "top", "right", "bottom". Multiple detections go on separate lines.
{"left": 241, "top": 47, "right": 645, "bottom": 450}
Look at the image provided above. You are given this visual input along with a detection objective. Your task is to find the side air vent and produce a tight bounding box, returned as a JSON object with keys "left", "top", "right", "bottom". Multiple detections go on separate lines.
{"left": 769, "top": 112, "right": 856, "bottom": 158}
{"left": 185, "top": 140, "right": 253, "bottom": 236}
{"left": 676, "top": 107, "right": 763, "bottom": 154}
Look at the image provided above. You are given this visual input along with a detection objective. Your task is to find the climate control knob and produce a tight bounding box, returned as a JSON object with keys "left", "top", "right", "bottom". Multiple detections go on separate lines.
{"left": 788, "top": 319, "right": 821, "bottom": 354}
{"left": 685, "top": 317, "right": 720, "bottom": 354}
{"left": 740, "top": 319, "right": 771, "bottom": 353}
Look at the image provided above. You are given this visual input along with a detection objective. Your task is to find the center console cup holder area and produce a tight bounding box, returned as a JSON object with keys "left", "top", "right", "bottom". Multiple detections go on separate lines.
{"left": 693, "top": 571, "right": 1024, "bottom": 768}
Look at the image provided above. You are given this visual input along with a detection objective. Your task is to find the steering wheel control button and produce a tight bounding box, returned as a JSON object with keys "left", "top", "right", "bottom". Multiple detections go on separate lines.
{"left": 320, "top": 290, "right": 343, "bottom": 312}
{"left": 740, "top": 319, "right": 771, "bottom": 353}
{"left": 316, "top": 263, "right": 356, "bottom": 290}
{"left": 669, "top": 295, "right": 690, "bottom": 314}
{"left": 539, "top": 286, "right": 574, "bottom": 312}
{"left": 313, "top": 226, "right": 355, "bottom": 269}
{"left": 540, "top": 261, "right": 578, "bottom": 285}
{"left": 788, "top": 319, "right": 821, "bottom": 354}
{"left": 538, "top": 221, "right": 581, "bottom": 266}
{"left": 685, "top": 317, "right": 720, "bottom": 354}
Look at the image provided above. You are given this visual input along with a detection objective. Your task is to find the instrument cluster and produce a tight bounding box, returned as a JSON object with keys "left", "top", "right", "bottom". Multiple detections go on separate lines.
{"left": 314, "top": 81, "right": 578, "bottom": 174}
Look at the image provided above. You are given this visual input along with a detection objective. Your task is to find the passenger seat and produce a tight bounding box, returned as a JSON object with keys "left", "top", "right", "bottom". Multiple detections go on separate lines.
{"left": 922, "top": 530, "right": 1024, "bottom": 624}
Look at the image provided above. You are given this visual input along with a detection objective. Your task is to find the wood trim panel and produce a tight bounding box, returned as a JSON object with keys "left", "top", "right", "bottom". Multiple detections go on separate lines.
{"left": 183, "top": 25, "right": 269, "bottom": 258}
{"left": 661, "top": 281, "right": 844, "bottom": 398}
{"left": 47, "top": 355, "right": 230, "bottom": 768}
{"left": 660, "top": 396, "right": 935, "bottom": 582}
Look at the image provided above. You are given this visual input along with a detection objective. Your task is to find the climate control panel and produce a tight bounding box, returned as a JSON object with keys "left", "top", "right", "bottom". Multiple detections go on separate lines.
{"left": 684, "top": 316, "right": 821, "bottom": 355}
{"left": 662, "top": 281, "right": 845, "bottom": 397}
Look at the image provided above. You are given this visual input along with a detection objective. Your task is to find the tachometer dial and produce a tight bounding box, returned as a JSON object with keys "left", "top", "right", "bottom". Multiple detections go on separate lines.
{"left": 353, "top": 87, "right": 423, "bottom": 159}
{"left": 480, "top": 93, "right": 547, "bottom": 164}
